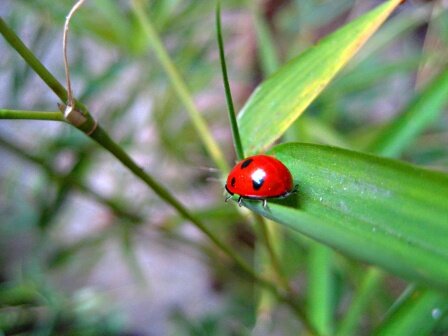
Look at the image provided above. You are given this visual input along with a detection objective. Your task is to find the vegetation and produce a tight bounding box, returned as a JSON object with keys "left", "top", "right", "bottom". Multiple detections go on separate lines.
{"left": 1, "top": 0, "right": 447, "bottom": 335}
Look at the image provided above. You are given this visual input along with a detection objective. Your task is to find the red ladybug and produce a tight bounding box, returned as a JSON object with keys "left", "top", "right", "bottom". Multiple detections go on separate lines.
{"left": 225, "top": 154, "right": 296, "bottom": 208}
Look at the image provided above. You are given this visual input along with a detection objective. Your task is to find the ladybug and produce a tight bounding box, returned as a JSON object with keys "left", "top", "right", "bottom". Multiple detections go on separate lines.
{"left": 225, "top": 154, "right": 296, "bottom": 208}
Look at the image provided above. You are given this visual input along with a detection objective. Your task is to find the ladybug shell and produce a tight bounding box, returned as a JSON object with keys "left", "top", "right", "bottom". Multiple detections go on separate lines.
{"left": 225, "top": 155, "right": 294, "bottom": 199}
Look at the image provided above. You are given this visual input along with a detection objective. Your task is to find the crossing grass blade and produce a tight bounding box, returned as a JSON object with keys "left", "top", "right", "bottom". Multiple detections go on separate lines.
{"left": 237, "top": 0, "right": 404, "bottom": 155}
{"left": 240, "top": 143, "right": 448, "bottom": 290}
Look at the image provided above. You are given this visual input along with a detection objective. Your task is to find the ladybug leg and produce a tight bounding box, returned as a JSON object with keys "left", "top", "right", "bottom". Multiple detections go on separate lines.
{"left": 238, "top": 196, "right": 243, "bottom": 207}
{"left": 225, "top": 195, "right": 232, "bottom": 202}
{"left": 262, "top": 199, "right": 267, "bottom": 208}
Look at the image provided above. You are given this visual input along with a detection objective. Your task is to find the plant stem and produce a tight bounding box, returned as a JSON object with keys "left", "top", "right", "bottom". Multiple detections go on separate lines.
{"left": 131, "top": 0, "right": 229, "bottom": 172}
{"left": 0, "top": 109, "right": 66, "bottom": 122}
{"left": 216, "top": 1, "right": 245, "bottom": 161}
{"left": 0, "top": 16, "right": 319, "bottom": 334}
{"left": 0, "top": 18, "right": 88, "bottom": 116}
{"left": 0, "top": 17, "right": 248, "bottom": 279}
{"left": 89, "top": 126, "right": 252, "bottom": 276}
{"left": 255, "top": 216, "right": 312, "bottom": 333}
{"left": 90, "top": 125, "right": 319, "bottom": 335}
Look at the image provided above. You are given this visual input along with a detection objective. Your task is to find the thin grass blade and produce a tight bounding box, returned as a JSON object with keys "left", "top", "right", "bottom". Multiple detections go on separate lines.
{"left": 374, "top": 288, "right": 448, "bottom": 336}
{"left": 308, "top": 245, "right": 334, "bottom": 336}
{"left": 216, "top": 1, "right": 244, "bottom": 161}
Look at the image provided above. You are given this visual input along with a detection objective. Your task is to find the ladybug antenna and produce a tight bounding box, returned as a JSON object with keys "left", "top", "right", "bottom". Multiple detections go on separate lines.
{"left": 198, "top": 166, "right": 220, "bottom": 172}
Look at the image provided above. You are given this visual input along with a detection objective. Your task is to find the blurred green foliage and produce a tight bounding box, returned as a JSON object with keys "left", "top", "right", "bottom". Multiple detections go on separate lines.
{"left": 1, "top": 0, "right": 448, "bottom": 335}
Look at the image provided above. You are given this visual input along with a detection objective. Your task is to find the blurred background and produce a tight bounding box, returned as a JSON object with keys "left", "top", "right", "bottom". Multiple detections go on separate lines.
{"left": 1, "top": 0, "right": 447, "bottom": 335}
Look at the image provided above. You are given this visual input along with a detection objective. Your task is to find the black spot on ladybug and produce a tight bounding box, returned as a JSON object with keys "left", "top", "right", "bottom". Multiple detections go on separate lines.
{"left": 231, "top": 177, "right": 236, "bottom": 187}
{"left": 252, "top": 177, "right": 265, "bottom": 190}
{"left": 241, "top": 159, "right": 253, "bottom": 169}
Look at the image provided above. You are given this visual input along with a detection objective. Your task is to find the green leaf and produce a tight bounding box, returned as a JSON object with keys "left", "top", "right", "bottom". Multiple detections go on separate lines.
{"left": 240, "top": 143, "right": 448, "bottom": 290}
{"left": 238, "top": 0, "right": 403, "bottom": 155}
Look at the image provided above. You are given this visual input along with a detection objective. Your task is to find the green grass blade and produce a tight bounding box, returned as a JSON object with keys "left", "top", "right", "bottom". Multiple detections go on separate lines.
{"left": 374, "top": 288, "right": 448, "bottom": 336}
{"left": 367, "top": 68, "right": 448, "bottom": 157}
{"left": 237, "top": 0, "right": 403, "bottom": 155}
{"left": 131, "top": 0, "right": 229, "bottom": 172}
{"left": 249, "top": 1, "right": 279, "bottom": 76}
{"left": 240, "top": 143, "right": 448, "bottom": 290}
{"left": 216, "top": 1, "right": 244, "bottom": 161}
{"left": 336, "top": 268, "right": 384, "bottom": 336}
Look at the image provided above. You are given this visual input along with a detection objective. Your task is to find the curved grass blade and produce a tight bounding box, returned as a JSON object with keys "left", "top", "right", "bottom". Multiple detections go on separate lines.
{"left": 240, "top": 143, "right": 448, "bottom": 290}
{"left": 374, "top": 288, "right": 448, "bottom": 336}
{"left": 238, "top": 0, "right": 403, "bottom": 155}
